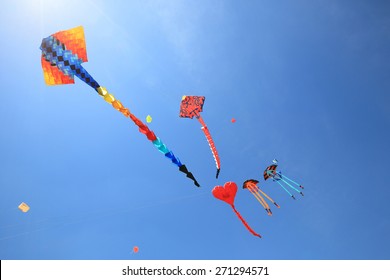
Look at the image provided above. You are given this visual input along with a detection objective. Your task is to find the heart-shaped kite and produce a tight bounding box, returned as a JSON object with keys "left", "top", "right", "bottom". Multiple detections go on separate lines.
{"left": 212, "top": 181, "right": 237, "bottom": 206}
{"left": 212, "top": 182, "right": 261, "bottom": 238}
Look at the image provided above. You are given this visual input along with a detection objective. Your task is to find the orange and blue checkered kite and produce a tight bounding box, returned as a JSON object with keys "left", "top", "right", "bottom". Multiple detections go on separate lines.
{"left": 40, "top": 26, "right": 200, "bottom": 187}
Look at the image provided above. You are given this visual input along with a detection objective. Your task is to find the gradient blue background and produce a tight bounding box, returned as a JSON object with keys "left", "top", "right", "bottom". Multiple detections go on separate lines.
{"left": 0, "top": 0, "right": 389, "bottom": 259}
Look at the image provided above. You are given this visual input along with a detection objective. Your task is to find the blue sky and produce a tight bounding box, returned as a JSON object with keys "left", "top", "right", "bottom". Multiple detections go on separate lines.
{"left": 0, "top": 0, "right": 389, "bottom": 260}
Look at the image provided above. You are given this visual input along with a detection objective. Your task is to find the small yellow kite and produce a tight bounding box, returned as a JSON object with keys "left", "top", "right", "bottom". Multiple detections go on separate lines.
{"left": 18, "top": 202, "right": 30, "bottom": 213}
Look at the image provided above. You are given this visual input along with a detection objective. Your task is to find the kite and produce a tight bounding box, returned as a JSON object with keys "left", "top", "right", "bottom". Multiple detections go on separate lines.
{"left": 264, "top": 160, "right": 304, "bottom": 199}
{"left": 146, "top": 115, "right": 152, "bottom": 123}
{"left": 179, "top": 96, "right": 221, "bottom": 178}
{"left": 212, "top": 182, "right": 261, "bottom": 238}
{"left": 243, "top": 179, "right": 280, "bottom": 216}
{"left": 40, "top": 26, "right": 199, "bottom": 187}
{"left": 18, "top": 202, "right": 30, "bottom": 213}
{"left": 132, "top": 246, "right": 139, "bottom": 253}
{"left": 231, "top": 118, "right": 236, "bottom": 123}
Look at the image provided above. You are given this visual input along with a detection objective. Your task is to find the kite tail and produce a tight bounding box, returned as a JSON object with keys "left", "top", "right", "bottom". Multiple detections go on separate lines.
{"left": 197, "top": 116, "right": 221, "bottom": 178}
{"left": 247, "top": 185, "right": 272, "bottom": 215}
{"left": 280, "top": 178, "right": 304, "bottom": 196}
{"left": 179, "top": 165, "right": 200, "bottom": 187}
{"left": 255, "top": 191, "right": 271, "bottom": 215}
{"left": 280, "top": 174, "right": 304, "bottom": 189}
{"left": 97, "top": 87, "right": 200, "bottom": 187}
{"left": 248, "top": 186, "right": 268, "bottom": 213}
{"left": 231, "top": 205, "right": 261, "bottom": 238}
{"left": 257, "top": 188, "right": 280, "bottom": 208}
{"left": 275, "top": 180, "right": 296, "bottom": 200}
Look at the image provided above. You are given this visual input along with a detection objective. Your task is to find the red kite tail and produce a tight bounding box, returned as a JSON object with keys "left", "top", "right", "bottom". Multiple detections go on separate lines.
{"left": 231, "top": 205, "right": 261, "bottom": 238}
{"left": 197, "top": 116, "right": 221, "bottom": 178}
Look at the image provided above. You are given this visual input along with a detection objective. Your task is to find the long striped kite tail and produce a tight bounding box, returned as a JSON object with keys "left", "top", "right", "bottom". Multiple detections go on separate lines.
{"left": 197, "top": 116, "right": 221, "bottom": 178}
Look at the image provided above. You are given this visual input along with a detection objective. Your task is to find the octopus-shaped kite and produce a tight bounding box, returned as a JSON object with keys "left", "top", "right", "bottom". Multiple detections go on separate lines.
{"left": 40, "top": 26, "right": 200, "bottom": 187}
{"left": 264, "top": 160, "right": 304, "bottom": 199}
{"left": 243, "top": 179, "right": 280, "bottom": 216}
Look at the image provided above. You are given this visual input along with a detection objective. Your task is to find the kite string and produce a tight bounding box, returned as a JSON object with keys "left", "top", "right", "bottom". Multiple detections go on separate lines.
{"left": 230, "top": 205, "right": 261, "bottom": 238}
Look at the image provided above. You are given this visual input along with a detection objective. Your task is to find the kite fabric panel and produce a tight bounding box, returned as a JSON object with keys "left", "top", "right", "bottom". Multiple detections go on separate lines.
{"left": 40, "top": 26, "right": 200, "bottom": 187}
{"left": 179, "top": 95, "right": 205, "bottom": 119}
{"left": 179, "top": 95, "right": 221, "bottom": 178}
{"left": 263, "top": 164, "right": 278, "bottom": 181}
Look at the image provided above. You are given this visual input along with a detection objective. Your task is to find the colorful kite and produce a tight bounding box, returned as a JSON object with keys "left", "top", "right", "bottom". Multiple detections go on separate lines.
{"left": 18, "top": 202, "right": 30, "bottom": 213}
{"left": 243, "top": 179, "right": 280, "bottom": 216}
{"left": 146, "top": 115, "right": 152, "bottom": 123}
{"left": 212, "top": 182, "right": 261, "bottom": 238}
{"left": 40, "top": 26, "right": 199, "bottom": 187}
{"left": 264, "top": 160, "right": 304, "bottom": 199}
{"left": 179, "top": 96, "right": 221, "bottom": 178}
